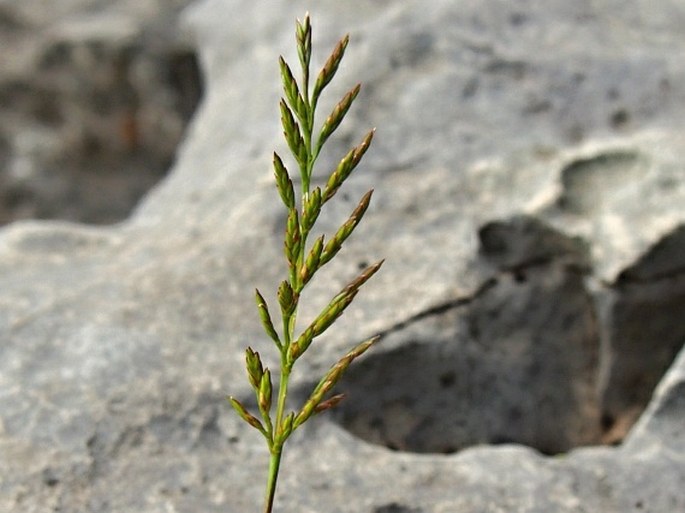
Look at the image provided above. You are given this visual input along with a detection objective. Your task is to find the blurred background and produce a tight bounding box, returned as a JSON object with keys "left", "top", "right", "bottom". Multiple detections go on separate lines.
{"left": 0, "top": 0, "right": 202, "bottom": 225}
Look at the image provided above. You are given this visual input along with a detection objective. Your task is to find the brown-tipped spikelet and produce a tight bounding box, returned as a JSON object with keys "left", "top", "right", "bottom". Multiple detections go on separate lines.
{"left": 255, "top": 290, "right": 281, "bottom": 346}
{"left": 301, "top": 187, "right": 322, "bottom": 233}
{"left": 293, "top": 262, "right": 384, "bottom": 359}
{"left": 314, "top": 393, "right": 346, "bottom": 414}
{"left": 276, "top": 280, "right": 296, "bottom": 317}
{"left": 283, "top": 208, "right": 301, "bottom": 270}
{"left": 323, "top": 129, "right": 375, "bottom": 203}
{"left": 229, "top": 396, "right": 267, "bottom": 437}
{"left": 313, "top": 34, "right": 349, "bottom": 100}
{"left": 299, "top": 234, "right": 324, "bottom": 288}
{"left": 296, "top": 15, "right": 312, "bottom": 79}
{"left": 279, "top": 100, "right": 306, "bottom": 167}
{"left": 320, "top": 190, "right": 374, "bottom": 266}
{"left": 245, "top": 347, "right": 265, "bottom": 390}
{"left": 294, "top": 336, "right": 379, "bottom": 429}
{"left": 272, "top": 153, "right": 295, "bottom": 210}
{"left": 258, "top": 369, "right": 273, "bottom": 417}
{"left": 317, "top": 83, "right": 361, "bottom": 152}
{"left": 278, "top": 57, "right": 306, "bottom": 124}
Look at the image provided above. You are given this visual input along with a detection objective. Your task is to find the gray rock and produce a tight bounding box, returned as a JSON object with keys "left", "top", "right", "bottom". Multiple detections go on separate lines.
{"left": 1, "top": 0, "right": 684, "bottom": 512}
{"left": 0, "top": 0, "right": 201, "bottom": 225}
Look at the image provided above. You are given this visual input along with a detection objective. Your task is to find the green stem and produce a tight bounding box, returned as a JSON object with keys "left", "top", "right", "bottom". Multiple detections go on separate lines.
{"left": 263, "top": 448, "right": 283, "bottom": 513}
{"left": 275, "top": 359, "right": 291, "bottom": 430}
{"left": 263, "top": 354, "right": 290, "bottom": 513}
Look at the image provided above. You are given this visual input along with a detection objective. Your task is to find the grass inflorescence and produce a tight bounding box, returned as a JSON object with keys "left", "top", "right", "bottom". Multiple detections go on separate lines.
{"left": 228, "top": 13, "right": 382, "bottom": 513}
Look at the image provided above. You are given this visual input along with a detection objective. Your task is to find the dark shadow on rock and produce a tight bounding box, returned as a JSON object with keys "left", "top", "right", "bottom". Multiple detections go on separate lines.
{"left": 599, "top": 224, "right": 685, "bottom": 442}
{"left": 302, "top": 218, "right": 601, "bottom": 455}
{"left": 315, "top": 217, "right": 682, "bottom": 455}
{"left": 329, "top": 262, "right": 600, "bottom": 455}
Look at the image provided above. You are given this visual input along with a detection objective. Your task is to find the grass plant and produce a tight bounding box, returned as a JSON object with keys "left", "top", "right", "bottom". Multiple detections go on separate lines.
{"left": 228, "top": 13, "right": 382, "bottom": 513}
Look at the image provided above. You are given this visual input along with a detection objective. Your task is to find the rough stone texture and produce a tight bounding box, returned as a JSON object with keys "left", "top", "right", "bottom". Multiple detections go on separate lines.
{"left": 1, "top": 0, "right": 684, "bottom": 512}
{"left": 0, "top": 0, "right": 201, "bottom": 225}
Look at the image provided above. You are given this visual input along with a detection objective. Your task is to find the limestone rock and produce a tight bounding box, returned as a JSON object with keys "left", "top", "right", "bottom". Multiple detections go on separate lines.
{"left": 0, "top": 0, "right": 201, "bottom": 225}
{"left": 1, "top": 1, "right": 684, "bottom": 512}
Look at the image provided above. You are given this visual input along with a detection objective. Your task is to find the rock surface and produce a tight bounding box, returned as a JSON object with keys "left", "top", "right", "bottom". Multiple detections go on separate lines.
{"left": 1, "top": 0, "right": 684, "bottom": 512}
{"left": 0, "top": 0, "right": 201, "bottom": 225}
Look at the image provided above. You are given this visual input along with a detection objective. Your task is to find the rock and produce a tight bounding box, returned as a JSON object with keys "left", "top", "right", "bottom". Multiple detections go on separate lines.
{"left": 0, "top": 0, "right": 201, "bottom": 225}
{"left": 1, "top": 0, "right": 684, "bottom": 512}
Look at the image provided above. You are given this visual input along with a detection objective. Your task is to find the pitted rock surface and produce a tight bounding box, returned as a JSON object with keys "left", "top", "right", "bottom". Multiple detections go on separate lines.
{"left": 0, "top": 0, "right": 200, "bottom": 225}
{"left": 1, "top": 1, "right": 684, "bottom": 512}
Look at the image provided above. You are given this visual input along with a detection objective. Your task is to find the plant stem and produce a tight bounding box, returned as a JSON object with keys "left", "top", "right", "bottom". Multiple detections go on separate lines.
{"left": 228, "top": 15, "right": 380, "bottom": 513}
{"left": 263, "top": 448, "right": 283, "bottom": 513}
{"left": 274, "top": 359, "right": 291, "bottom": 435}
{"left": 263, "top": 354, "right": 290, "bottom": 513}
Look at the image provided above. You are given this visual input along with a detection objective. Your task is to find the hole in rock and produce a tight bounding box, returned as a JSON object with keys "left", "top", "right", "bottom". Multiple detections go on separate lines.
{"left": 557, "top": 151, "right": 647, "bottom": 215}
{"left": 374, "top": 503, "right": 423, "bottom": 513}
{"left": 327, "top": 263, "right": 602, "bottom": 455}
{"left": 326, "top": 255, "right": 681, "bottom": 455}
{"left": 610, "top": 108, "right": 630, "bottom": 129}
{"left": 599, "top": 224, "right": 685, "bottom": 444}
{"left": 0, "top": 18, "right": 203, "bottom": 226}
